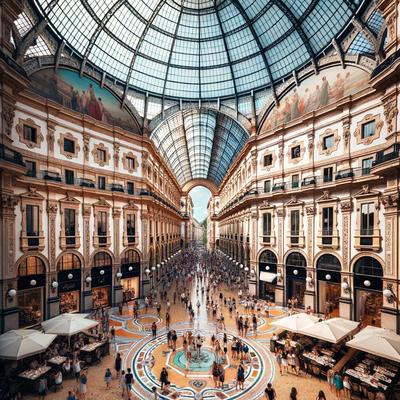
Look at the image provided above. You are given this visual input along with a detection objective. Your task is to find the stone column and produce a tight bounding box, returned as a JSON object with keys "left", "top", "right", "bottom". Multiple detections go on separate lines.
{"left": 82, "top": 205, "right": 92, "bottom": 311}
{"left": 304, "top": 205, "right": 316, "bottom": 311}
{"left": 141, "top": 211, "right": 151, "bottom": 296}
{"left": 248, "top": 209, "right": 257, "bottom": 296}
{"left": 339, "top": 200, "right": 353, "bottom": 320}
{"left": 275, "top": 208, "right": 285, "bottom": 306}
{"left": 112, "top": 207, "right": 122, "bottom": 306}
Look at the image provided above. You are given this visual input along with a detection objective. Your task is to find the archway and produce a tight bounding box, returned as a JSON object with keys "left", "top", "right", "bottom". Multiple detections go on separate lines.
{"left": 259, "top": 250, "right": 278, "bottom": 301}
{"left": 121, "top": 249, "right": 141, "bottom": 301}
{"left": 188, "top": 186, "right": 211, "bottom": 248}
{"left": 91, "top": 252, "right": 113, "bottom": 308}
{"left": 285, "top": 252, "right": 307, "bottom": 308}
{"left": 353, "top": 256, "right": 383, "bottom": 326}
{"left": 316, "top": 254, "right": 341, "bottom": 316}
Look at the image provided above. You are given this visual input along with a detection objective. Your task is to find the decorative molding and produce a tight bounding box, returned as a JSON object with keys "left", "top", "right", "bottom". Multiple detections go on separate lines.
{"left": 353, "top": 113, "right": 383, "bottom": 145}
{"left": 58, "top": 132, "right": 80, "bottom": 159}
{"left": 260, "top": 150, "right": 276, "bottom": 171}
{"left": 83, "top": 133, "right": 90, "bottom": 161}
{"left": 318, "top": 128, "right": 340, "bottom": 156}
{"left": 287, "top": 140, "right": 305, "bottom": 164}
{"left": 92, "top": 142, "right": 110, "bottom": 167}
{"left": 114, "top": 143, "right": 120, "bottom": 168}
{"left": 340, "top": 201, "right": 353, "bottom": 212}
{"left": 16, "top": 117, "right": 44, "bottom": 149}
{"left": 2, "top": 101, "right": 15, "bottom": 137}
{"left": 383, "top": 95, "right": 398, "bottom": 135}
{"left": 122, "top": 151, "right": 138, "bottom": 173}
{"left": 342, "top": 116, "right": 351, "bottom": 150}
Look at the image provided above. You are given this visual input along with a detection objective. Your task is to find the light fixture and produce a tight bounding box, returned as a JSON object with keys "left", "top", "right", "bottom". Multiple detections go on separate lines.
{"left": 157, "top": 264, "right": 161, "bottom": 269}
{"left": 151, "top": 266, "right": 156, "bottom": 271}
{"left": 68, "top": 273, "right": 73, "bottom": 280}
{"left": 128, "top": 266, "right": 133, "bottom": 271}
{"left": 277, "top": 271, "right": 282, "bottom": 280}
{"left": 145, "top": 268, "right": 151, "bottom": 274}
{"left": 293, "top": 269, "right": 298, "bottom": 276}
{"left": 364, "top": 280, "right": 371, "bottom": 287}
{"left": 100, "top": 269, "right": 105, "bottom": 275}
{"left": 325, "top": 274, "right": 331, "bottom": 281}
{"left": 383, "top": 284, "right": 395, "bottom": 304}
{"left": 86, "top": 276, "right": 92, "bottom": 283}
{"left": 266, "top": 265, "right": 270, "bottom": 271}
{"left": 236, "top": 262, "right": 239, "bottom": 266}
{"left": 116, "top": 272, "right": 122, "bottom": 279}
{"left": 7, "top": 288, "right": 17, "bottom": 300}
{"left": 306, "top": 275, "right": 313, "bottom": 286}
{"left": 52, "top": 281, "right": 59, "bottom": 289}
{"left": 341, "top": 280, "right": 350, "bottom": 294}
{"left": 251, "top": 269, "right": 255, "bottom": 275}
{"left": 244, "top": 266, "right": 249, "bottom": 272}
{"left": 30, "top": 279, "right": 37, "bottom": 286}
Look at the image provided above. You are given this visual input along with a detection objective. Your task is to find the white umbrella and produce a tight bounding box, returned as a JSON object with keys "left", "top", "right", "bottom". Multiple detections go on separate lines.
{"left": 346, "top": 325, "right": 400, "bottom": 362}
{"left": 299, "top": 317, "right": 359, "bottom": 343}
{"left": 42, "top": 313, "right": 98, "bottom": 336}
{"left": 271, "top": 313, "right": 319, "bottom": 333}
{"left": 0, "top": 329, "right": 57, "bottom": 360}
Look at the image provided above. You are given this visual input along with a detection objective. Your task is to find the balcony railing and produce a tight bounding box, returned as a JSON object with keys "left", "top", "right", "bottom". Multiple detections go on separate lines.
{"left": 373, "top": 144, "right": 400, "bottom": 167}
{"left": 43, "top": 171, "right": 62, "bottom": 182}
{"left": 335, "top": 169, "right": 354, "bottom": 180}
{"left": 0, "top": 144, "right": 25, "bottom": 166}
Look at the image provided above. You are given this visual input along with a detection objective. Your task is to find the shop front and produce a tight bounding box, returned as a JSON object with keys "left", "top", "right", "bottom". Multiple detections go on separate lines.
{"left": 121, "top": 250, "right": 141, "bottom": 302}
{"left": 354, "top": 257, "right": 383, "bottom": 327}
{"left": 57, "top": 253, "right": 82, "bottom": 314}
{"left": 17, "top": 256, "right": 46, "bottom": 328}
{"left": 91, "top": 252, "right": 113, "bottom": 309}
{"left": 316, "top": 254, "right": 341, "bottom": 317}
{"left": 258, "top": 250, "right": 277, "bottom": 302}
{"left": 285, "top": 252, "right": 307, "bottom": 308}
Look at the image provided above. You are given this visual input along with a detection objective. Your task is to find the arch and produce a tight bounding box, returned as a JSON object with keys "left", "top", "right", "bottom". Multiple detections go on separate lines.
{"left": 56, "top": 250, "right": 84, "bottom": 271}
{"left": 17, "top": 255, "right": 46, "bottom": 276}
{"left": 285, "top": 251, "right": 307, "bottom": 267}
{"left": 259, "top": 249, "right": 278, "bottom": 265}
{"left": 15, "top": 253, "right": 49, "bottom": 275}
{"left": 354, "top": 256, "right": 383, "bottom": 277}
{"left": 90, "top": 249, "right": 115, "bottom": 266}
{"left": 316, "top": 253, "right": 341, "bottom": 271}
{"left": 120, "top": 248, "right": 142, "bottom": 263}
{"left": 92, "top": 251, "right": 113, "bottom": 267}
{"left": 121, "top": 249, "right": 141, "bottom": 264}
{"left": 182, "top": 179, "right": 218, "bottom": 195}
{"left": 350, "top": 252, "right": 385, "bottom": 273}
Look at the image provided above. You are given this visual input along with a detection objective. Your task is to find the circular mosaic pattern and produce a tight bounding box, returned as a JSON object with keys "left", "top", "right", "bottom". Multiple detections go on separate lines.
{"left": 124, "top": 326, "right": 274, "bottom": 399}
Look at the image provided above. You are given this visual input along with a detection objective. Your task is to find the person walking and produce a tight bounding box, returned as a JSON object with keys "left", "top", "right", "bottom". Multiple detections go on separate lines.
{"left": 120, "top": 370, "right": 126, "bottom": 397}
{"left": 105, "top": 368, "right": 112, "bottom": 389}
{"left": 38, "top": 377, "right": 47, "bottom": 400}
{"left": 264, "top": 383, "right": 276, "bottom": 400}
{"left": 290, "top": 387, "right": 298, "bottom": 400}
{"left": 115, "top": 352, "right": 122, "bottom": 378}
{"left": 316, "top": 390, "right": 327, "bottom": 400}
{"left": 160, "top": 367, "right": 169, "bottom": 390}
{"left": 125, "top": 368, "right": 134, "bottom": 399}
{"left": 73, "top": 359, "right": 81, "bottom": 382}
{"left": 333, "top": 372, "right": 344, "bottom": 398}
{"left": 236, "top": 362, "right": 245, "bottom": 390}
{"left": 151, "top": 322, "right": 157, "bottom": 338}
{"left": 78, "top": 372, "right": 88, "bottom": 400}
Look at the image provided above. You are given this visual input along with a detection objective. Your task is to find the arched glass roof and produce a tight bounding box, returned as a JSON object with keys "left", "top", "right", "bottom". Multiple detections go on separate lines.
{"left": 32, "top": 0, "right": 364, "bottom": 100}
{"left": 150, "top": 108, "right": 249, "bottom": 186}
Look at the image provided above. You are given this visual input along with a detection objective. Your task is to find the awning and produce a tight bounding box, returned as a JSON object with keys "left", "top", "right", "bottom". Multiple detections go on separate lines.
{"left": 271, "top": 313, "right": 319, "bottom": 333}
{"left": 299, "top": 317, "right": 359, "bottom": 343}
{"left": 42, "top": 313, "right": 98, "bottom": 336}
{"left": 260, "top": 271, "right": 277, "bottom": 283}
{"left": 346, "top": 326, "right": 400, "bottom": 362}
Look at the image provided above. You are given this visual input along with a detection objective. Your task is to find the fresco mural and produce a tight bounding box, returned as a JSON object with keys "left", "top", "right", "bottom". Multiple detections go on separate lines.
{"left": 262, "top": 66, "right": 370, "bottom": 131}
{"left": 30, "top": 68, "right": 138, "bottom": 133}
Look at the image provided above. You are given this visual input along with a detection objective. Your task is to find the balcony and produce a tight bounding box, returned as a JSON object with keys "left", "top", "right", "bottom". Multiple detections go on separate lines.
{"left": 354, "top": 228, "right": 381, "bottom": 251}
{"left": 109, "top": 183, "right": 124, "bottom": 193}
{"left": 80, "top": 178, "right": 95, "bottom": 188}
{"left": 302, "top": 177, "right": 316, "bottom": 187}
{"left": 43, "top": 171, "right": 62, "bottom": 182}
{"left": 272, "top": 182, "right": 285, "bottom": 191}
{"left": 335, "top": 169, "right": 354, "bottom": 180}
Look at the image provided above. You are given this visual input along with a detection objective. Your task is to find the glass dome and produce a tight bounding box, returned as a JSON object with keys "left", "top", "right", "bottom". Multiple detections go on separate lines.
{"left": 32, "top": 0, "right": 364, "bottom": 100}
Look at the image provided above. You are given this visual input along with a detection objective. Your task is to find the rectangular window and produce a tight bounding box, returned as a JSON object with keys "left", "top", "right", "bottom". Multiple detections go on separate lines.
{"left": 360, "top": 203, "right": 374, "bottom": 246}
{"left": 98, "top": 211, "right": 107, "bottom": 244}
{"left": 127, "top": 181, "right": 134, "bottom": 195}
{"left": 65, "top": 169, "right": 74, "bottom": 185}
{"left": 323, "top": 134, "right": 334, "bottom": 150}
{"left": 26, "top": 161, "right": 36, "bottom": 177}
{"left": 362, "top": 158, "right": 373, "bottom": 175}
{"left": 262, "top": 213, "right": 271, "bottom": 242}
{"left": 292, "top": 174, "right": 299, "bottom": 189}
{"left": 127, "top": 214, "right": 135, "bottom": 243}
{"left": 264, "top": 180, "right": 271, "bottom": 193}
{"left": 290, "top": 210, "right": 300, "bottom": 244}
{"left": 63, "top": 138, "right": 75, "bottom": 154}
{"left": 322, "top": 207, "right": 333, "bottom": 245}
{"left": 97, "top": 149, "right": 106, "bottom": 162}
{"left": 291, "top": 145, "right": 301, "bottom": 159}
{"left": 23, "top": 125, "right": 37, "bottom": 143}
{"left": 26, "top": 205, "right": 39, "bottom": 247}
{"left": 127, "top": 157, "right": 135, "bottom": 170}
{"left": 323, "top": 167, "right": 333, "bottom": 183}
{"left": 361, "top": 120, "right": 375, "bottom": 139}
{"left": 98, "top": 176, "right": 106, "bottom": 190}
{"left": 263, "top": 154, "right": 272, "bottom": 167}
{"left": 64, "top": 208, "right": 76, "bottom": 246}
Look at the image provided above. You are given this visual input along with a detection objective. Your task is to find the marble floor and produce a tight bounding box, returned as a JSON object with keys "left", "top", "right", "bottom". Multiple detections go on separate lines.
{"left": 26, "top": 280, "right": 338, "bottom": 400}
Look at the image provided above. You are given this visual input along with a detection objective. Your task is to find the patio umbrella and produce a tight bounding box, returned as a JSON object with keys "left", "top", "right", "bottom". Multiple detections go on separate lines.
{"left": 0, "top": 329, "right": 57, "bottom": 360}
{"left": 346, "top": 325, "right": 400, "bottom": 362}
{"left": 271, "top": 313, "right": 319, "bottom": 333}
{"left": 299, "top": 317, "right": 359, "bottom": 343}
{"left": 41, "top": 313, "right": 98, "bottom": 336}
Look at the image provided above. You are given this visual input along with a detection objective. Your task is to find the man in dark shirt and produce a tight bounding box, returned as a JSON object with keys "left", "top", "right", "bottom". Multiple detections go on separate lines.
{"left": 125, "top": 368, "right": 134, "bottom": 398}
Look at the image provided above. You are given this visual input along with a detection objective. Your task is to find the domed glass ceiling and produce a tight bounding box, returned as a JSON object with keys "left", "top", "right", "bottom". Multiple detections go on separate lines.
{"left": 32, "top": 0, "right": 364, "bottom": 100}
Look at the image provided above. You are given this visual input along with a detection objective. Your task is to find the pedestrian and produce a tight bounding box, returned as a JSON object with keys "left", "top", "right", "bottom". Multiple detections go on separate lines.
{"left": 66, "top": 390, "right": 76, "bottom": 400}
{"left": 115, "top": 352, "right": 122, "bottom": 378}
{"left": 252, "top": 313, "right": 257, "bottom": 335}
{"left": 212, "top": 361, "right": 219, "bottom": 387}
{"left": 290, "top": 387, "right": 298, "bottom": 400}
{"left": 218, "top": 364, "right": 225, "bottom": 388}
{"left": 334, "top": 372, "right": 344, "bottom": 398}
{"left": 264, "top": 383, "right": 276, "bottom": 400}
{"left": 38, "top": 377, "right": 47, "bottom": 400}
{"left": 236, "top": 362, "right": 245, "bottom": 390}
{"left": 78, "top": 372, "right": 88, "bottom": 400}
{"left": 160, "top": 367, "right": 169, "bottom": 390}
{"left": 73, "top": 359, "right": 81, "bottom": 382}
{"left": 172, "top": 330, "right": 178, "bottom": 351}
{"left": 125, "top": 368, "right": 134, "bottom": 398}
{"left": 110, "top": 326, "right": 115, "bottom": 340}
{"left": 105, "top": 368, "right": 112, "bottom": 389}
{"left": 152, "top": 321, "right": 157, "bottom": 338}
{"left": 120, "top": 370, "right": 126, "bottom": 397}
{"left": 166, "top": 312, "right": 170, "bottom": 329}
{"left": 316, "top": 390, "right": 327, "bottom": 400}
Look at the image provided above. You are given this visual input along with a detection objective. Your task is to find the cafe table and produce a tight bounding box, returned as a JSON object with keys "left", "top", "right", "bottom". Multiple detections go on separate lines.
{"left": 18, "top": 365, "right": 52, "bottom": 392}
{"left": 47, "top": 355, "right": 67, "bottom": 368}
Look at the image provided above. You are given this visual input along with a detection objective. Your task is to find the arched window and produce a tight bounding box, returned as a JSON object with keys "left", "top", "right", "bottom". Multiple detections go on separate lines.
{"left": 354, "top": 257, "right": 383, "bottom": 277}
{"left": 316, "top": 254, "right": 341, "bottom": 271}
{"left": 57, "top": 253, "right": 81, "bottom": 270}
{"left": 286, "top": 252, "right": 306, "bottom": 268}
{"left": 122, "top": 250, "right": 140, "bottom": 264}
{"left": 18, "top": 256, "right": 45, "bottom": 276}
{"left": 93, "top": 252, "right": 112, "bottom": 267}
{"left": 259, "top": 250, "right": 277, "bottom": 265}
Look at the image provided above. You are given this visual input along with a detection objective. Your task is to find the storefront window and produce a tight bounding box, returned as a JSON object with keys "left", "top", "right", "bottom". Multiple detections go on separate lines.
{"left": 92, "top": 287, "right": 111, "bottom": 308}
{"left": 259, "top": 250, "right": 277, "bottom": 301}
{"left": 18, "top": 288, "right": 43, "bottom": 327}
{"left": 60, "top": 291, "right": 80, "bottom": 313}
{"left": 286, "top": 252, "right": 306, "bottom": 307}
{"left": 122, "top": 277, "right": 139, "bottom": 301}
